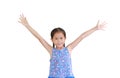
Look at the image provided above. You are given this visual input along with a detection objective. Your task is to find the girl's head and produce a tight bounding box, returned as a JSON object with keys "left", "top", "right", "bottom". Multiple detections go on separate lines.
{"left": 51, "top": 27, "right": 66, "bottom": 49}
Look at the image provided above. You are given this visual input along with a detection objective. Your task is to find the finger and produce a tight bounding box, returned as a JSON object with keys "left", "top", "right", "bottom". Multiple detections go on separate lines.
{"left": 20, "top": 13, "right": 25, "bottom": 18}
{"left": 19, "top": 15, "right": 26, "bottom": 20}
{"left": 19, "top": 17, "right": 23, "bottom": 20}
{"left": 101, "top": 29, "right": 105, "bottom": 31}
{"left": 22, "top": 13, "right": 24, "bottom": 17}
{"left": 97, "top": 20, "right": 100, "bottom": 26}
{"left": 102, "top": 21, "right": 107, "bottom": 26}
{"left": 20, "top": 14, "right": 23, "bottom": 17}
{"left": 18, "top": 20, "right": 21, "bottom": 23}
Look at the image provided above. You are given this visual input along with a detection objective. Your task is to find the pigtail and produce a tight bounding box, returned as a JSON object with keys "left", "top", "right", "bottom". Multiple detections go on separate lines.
{"left": 63, "top": 44, "right": 65, "bottom": 47}
{"left": 53, "top": 43, "right": 55, "bottom": 48}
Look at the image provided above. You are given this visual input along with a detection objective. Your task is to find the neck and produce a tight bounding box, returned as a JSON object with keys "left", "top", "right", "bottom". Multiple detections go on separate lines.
{"left": 56, "top": 46, "right": 64, "bottom": 50}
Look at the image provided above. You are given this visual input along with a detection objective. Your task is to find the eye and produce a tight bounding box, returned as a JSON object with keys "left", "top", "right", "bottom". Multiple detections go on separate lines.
{"left": 55, "top": 38, "right": 58, "bottom": 40}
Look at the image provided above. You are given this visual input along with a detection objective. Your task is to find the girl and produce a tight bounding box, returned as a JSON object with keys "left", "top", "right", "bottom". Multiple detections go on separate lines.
{"left": 18, "top": 14, "right": 106, "bottom": 78}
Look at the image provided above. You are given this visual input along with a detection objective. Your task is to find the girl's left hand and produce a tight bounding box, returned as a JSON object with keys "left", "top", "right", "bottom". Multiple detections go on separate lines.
{"left": 96, "top": 20, "right": 107, "bottom": 30}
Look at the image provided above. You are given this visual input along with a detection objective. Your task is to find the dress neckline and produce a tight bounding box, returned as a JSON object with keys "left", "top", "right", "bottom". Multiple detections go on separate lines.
{"left": 54, "top": 47, "right": 66, "bottom": 51}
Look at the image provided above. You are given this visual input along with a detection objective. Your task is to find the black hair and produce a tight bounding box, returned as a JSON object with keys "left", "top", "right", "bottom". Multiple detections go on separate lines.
{"left": 51, "top": 27, "right": 66, "bottom": 48}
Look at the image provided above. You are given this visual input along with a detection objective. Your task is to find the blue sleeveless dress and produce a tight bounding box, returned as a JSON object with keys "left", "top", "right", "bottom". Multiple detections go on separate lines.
{"left": 48, "top": 47, "right": 74, "bottom": 78}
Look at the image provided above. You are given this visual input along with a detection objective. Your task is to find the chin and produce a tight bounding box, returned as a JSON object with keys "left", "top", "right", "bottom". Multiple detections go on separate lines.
{"left": 56, "top": 46, "right": 64, "bottom": 49}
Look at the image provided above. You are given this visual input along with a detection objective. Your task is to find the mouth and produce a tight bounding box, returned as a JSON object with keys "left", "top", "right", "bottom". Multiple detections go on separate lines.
{"left": 57, "top": 43, "right": 63, "bottom": 46}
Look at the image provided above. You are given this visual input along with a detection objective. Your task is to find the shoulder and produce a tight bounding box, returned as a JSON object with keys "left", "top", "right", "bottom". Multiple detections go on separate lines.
{"left": 66, "top": 46, "right": 72, "bottom": 54}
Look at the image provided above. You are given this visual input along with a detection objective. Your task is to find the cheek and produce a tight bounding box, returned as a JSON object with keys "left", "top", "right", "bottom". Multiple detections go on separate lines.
{"left": 63, "top": 38, "right": 66, "bottom": 42}
{"left": 52, "top": 39, "right": 57, "bottom": 44}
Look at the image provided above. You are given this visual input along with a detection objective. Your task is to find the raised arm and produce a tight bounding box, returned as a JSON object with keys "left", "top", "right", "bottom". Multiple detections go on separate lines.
{"left": 67, "top": 20, "right": 106, "bottom": 52}
{"left": 18, "top": 14, "right": 52, "bottom": 54}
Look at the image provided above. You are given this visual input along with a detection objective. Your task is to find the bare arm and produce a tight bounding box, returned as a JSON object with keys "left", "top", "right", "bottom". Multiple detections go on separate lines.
{"left": 18, "top": 14, "right": 52, "bottom": 55}
{"left": 67, "top": 20, "right": 106, "bottom": 52}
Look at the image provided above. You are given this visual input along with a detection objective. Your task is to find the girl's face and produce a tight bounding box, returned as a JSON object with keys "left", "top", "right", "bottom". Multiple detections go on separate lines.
{"left": 51, "top": 32, "right": 66, "bottom": 49}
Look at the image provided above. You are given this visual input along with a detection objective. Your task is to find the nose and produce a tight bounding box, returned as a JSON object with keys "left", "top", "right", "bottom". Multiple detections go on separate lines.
{"left": 58, "top": 38, "right": 61, "bottom": 42}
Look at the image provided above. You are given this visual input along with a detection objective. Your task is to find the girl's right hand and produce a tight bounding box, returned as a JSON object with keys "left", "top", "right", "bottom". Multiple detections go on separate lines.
{"left": 18, "top": 14, "right": 29, "bottom": 26}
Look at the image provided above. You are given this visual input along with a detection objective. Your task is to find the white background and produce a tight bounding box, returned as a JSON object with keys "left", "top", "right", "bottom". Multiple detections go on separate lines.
{"left": 0, "top": 0, "right": 120, "bottom": 78}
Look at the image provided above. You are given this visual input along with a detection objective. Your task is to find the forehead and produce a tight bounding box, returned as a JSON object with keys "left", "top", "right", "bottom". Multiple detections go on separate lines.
{"left": 53, "top": 32, "right": 65, "bottom": 37}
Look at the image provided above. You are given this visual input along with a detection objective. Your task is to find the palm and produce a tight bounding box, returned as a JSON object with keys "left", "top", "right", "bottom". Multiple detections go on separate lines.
{"left": 96, "top": 20, "right": 107, "bottom": 30}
